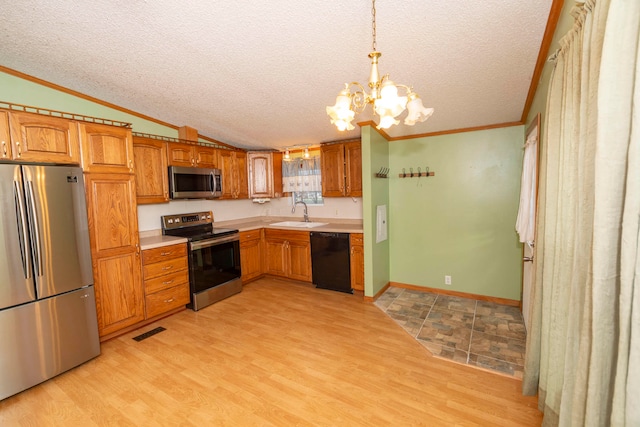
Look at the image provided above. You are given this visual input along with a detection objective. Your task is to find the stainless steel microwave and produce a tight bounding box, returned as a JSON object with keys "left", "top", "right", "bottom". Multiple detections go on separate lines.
{"left": 168, "top": 166, "right": 222, "bottom": 199}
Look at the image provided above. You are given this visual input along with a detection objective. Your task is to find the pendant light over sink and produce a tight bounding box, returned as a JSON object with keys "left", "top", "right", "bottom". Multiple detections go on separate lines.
{"left": 326, "top": 0, "right": 434, "bottom": 131}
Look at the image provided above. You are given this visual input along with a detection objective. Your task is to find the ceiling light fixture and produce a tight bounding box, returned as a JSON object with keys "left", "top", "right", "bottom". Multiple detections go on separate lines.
{"left": 303, "top": 147, "right": 310, "bottom": 158}
{"left": 284, "top": 149, "right": 290, "bottom": 160}
{"left": 326, "top": 0, "right": 434, "bottom": 131}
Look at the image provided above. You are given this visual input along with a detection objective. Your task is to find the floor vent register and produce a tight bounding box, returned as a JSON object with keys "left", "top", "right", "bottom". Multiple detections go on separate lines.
{"left": 132, "top": 326, "right": 166, "bottom": 342}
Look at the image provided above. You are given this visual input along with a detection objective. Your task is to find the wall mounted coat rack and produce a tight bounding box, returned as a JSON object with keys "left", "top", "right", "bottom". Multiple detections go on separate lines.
{"left": 399, "top": 167, "right": 435, "bottom": 178}
{"left": 375, "top": 167, "right": 389, "bottom": 178}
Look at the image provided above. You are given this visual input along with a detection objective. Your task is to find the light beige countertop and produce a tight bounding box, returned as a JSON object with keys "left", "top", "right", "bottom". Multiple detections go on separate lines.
{"left": 138, "top": 216, "right": 363, "bottom": 248}
{"left": 214, "top": 216, "right": 364, "bottom": 234}
{"left": 139, "top": 232, "right": 188, "bottom": 250}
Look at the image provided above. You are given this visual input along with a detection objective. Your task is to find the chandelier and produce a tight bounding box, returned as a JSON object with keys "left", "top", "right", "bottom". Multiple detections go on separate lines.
{"left": 326, "top": 0, "right": 434, "bottom": 131}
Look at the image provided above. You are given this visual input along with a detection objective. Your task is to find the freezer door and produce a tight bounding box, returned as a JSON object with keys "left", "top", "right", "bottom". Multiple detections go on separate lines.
{"left": 22, "top": 165, "right": 93, "bottom": 299}
{"left": 0, "top": 164, "right": 35, "bottom": 309}
{"left": 0, "top": 286, "right": 100, "bottom": 400}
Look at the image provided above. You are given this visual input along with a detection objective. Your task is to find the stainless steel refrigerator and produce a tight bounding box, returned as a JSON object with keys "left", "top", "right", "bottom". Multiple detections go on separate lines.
{"left": 0, "top": 163, "right": 100, "bottom": 401}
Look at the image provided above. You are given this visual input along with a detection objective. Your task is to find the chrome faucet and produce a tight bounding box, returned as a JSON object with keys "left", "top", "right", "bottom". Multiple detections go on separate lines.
{"left": 292, "top": 201, "right": 310, "bottom": 222}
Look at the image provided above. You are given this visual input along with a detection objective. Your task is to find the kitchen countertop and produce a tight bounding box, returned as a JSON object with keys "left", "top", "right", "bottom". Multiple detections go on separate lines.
{"left": 139, "top": 234, "right": 188, "bottom": 250}
{"left": 215, "top": 216, "right": 364, "bottom": 234}
{"left": 138, "top": 216, "right": 363, "bottom": 249}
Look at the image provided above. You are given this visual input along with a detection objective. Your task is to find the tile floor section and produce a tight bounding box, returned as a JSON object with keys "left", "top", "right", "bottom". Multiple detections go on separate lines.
{"left": 375, "top": 287, "right": 526, "bottom": 379}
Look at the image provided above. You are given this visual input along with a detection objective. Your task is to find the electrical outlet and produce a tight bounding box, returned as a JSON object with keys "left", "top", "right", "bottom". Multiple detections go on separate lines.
{"left": 335, "top": 209, "right": 339, "bottom": 216}
{"left": 445, "top": 275, "right": 452, "bottom": 285}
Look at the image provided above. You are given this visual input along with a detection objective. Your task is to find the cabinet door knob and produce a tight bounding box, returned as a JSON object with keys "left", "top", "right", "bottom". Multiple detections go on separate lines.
{"left": 16, "top": 141, "right": 22, "bottom": 157}
{"left": 163, "top": 298, "right": 175, "bottom": 303}
{"left": 1, "top": 141, "right": 6, "bottom": 157}
{"left": 162, "top": 280, "right": 174, "bottom": 285}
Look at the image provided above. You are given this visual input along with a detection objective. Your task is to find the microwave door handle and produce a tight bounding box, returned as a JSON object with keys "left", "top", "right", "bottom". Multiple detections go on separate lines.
{"left": 209, "top": 171, "right": 215, "bottom": 195}
{"left": 14, "top": 180, "right": 32, "bottom": 279}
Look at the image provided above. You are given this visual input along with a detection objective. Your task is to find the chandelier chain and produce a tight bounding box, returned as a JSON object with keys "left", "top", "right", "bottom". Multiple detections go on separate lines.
{"left": 371, "top": 0, "right": 377, "bottom": 52}
{"left": 326, "top": 0, "right": 434, "bottom": 131}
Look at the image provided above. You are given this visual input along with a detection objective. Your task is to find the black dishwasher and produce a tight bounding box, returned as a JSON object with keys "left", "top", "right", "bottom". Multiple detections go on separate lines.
{"left": 310, "top": 232, "right": 352, "bottom": 293}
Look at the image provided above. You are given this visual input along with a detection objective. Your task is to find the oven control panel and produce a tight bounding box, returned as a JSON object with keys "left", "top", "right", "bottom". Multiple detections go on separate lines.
{"left": 162, "top": 211, "right": 213, "bottom": 230}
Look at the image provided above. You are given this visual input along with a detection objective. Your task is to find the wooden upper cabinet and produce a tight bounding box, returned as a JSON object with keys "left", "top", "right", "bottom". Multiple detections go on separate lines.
{"left": 235, "top": 151, "right": 249, "bottom": 199}
{"left": 5, "top": 110, "right": 80, "bottom": 164}
{"left": 167, "top": 142, "right": 217, "bottom": 168}
{"left": 80, "top": 123, "right": 134, "bottom": 174}
{"left": 321, "top": 141, "right": 362, "bottom": 197}
{"left": 321, "top": 143, "right": 346, "bottom": 197}
{"left": 219, "top": 149, "right": 248, "bottom": 199}
{"left": 247, "top": 151, "right": 283, "bottom": 198}
{"left": 132, "top": 136, "right": 169, "bottom": 204}
{"left": 0, "top": 111, "right": 11, "bottom": 160}
{"left": 247, "top": 152, "right": 273, "bottom": 198}
{"left": 344, "top": 141, "right": 362, "bottom": 197}
{"left": 272, "top": 152, "right": 283, "bottom": 198}
{"left": 167, "top": 142, "right": 195, "bottom": 167}
{"left": 194, "top": 146, "right": 217, "bottom": 168}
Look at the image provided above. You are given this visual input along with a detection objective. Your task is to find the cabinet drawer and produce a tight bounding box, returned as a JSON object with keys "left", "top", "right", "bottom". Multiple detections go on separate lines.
{"left": 264, "top": 229, "right": 309, "bottom": 243}
{"left": 144, "top": 269, "right": 189, "bottom": 294}
{"left": 350, "top": 233, "right": 364, "bottom": 246}
{"left": 143, "top": 256, "right": 188, "bottom": 280}
{"left": 240, "top": 229, "right": 262, "bottom": 243}
{"left": 145, "top": 284, "right": 190, "bottom": 319}
{"left": 142, "top": 243, "right": 187, "bottom": 264}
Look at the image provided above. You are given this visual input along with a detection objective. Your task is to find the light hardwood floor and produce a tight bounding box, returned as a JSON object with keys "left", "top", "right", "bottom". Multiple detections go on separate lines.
{"left": 0, "top": 278, "right": 542, "bottom": 426}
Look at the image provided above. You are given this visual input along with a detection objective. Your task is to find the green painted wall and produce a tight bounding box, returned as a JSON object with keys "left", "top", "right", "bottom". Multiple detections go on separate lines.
{"left": 388, "top": 126, "right": 524, "bottom": 300}
{"left": 0, "top": 70, "right": 177, "bottom": 137}
{"left": 361, "top": 125, "right": 390, "bottom": 297}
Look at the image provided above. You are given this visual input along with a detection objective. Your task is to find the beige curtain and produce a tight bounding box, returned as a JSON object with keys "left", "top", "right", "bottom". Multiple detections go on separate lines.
{"left": 522, "top": 0, "right": 640, "bottom": 425}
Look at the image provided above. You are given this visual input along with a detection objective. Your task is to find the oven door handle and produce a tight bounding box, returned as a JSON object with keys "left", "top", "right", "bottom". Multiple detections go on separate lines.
{"left": 190, "top": 234, "right": 239, "bottom": 250}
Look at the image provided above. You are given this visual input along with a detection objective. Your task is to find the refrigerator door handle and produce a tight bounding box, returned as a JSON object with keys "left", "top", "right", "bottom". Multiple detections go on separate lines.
{"left": 25, "top": 180, "right": 43, "bottom": 278}
{"left": 13, "top": 180, "right": 32, "bottom": 279}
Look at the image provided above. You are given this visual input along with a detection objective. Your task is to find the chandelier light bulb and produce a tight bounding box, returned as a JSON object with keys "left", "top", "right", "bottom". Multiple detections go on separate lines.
{"left": 377, "top": 114, "right": 400, "bottom": 130}
{"left": 326, "top": 87, "right": 356, "bottom": 131}
{"left": 405, "top": 94, "right": 434, "bottom": 125}
{"left": 374, "top": 80, "right": 407, "bottom": 118}
{"left": 284, "top": 149, "right": 290, "bottom": 160}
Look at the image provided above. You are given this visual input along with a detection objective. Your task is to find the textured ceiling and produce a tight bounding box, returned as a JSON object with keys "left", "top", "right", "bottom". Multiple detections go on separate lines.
{"left": 0, "top": 0, "right": 553, "bottom": 150}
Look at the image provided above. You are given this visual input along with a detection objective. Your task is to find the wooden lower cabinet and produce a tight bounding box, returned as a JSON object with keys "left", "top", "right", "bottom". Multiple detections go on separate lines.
{"left": 141, "top": 243, "right": 190, "bottom": 319}
{"left": 265, "top": 229, "right": 311, "bottom": 282}
{"left": 240, "top": 229, "right": 264, "bottom": 283}
{"left": 350, "top": 233, "right": 364, "bottom": 291}
{"left": 93, "top": 251, "right": 144, "bottom": 336}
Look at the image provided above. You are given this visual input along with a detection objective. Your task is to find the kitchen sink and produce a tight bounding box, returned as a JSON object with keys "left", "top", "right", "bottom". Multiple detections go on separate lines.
{"left": 269, "top": 221, "right": 329, "bottom": 228}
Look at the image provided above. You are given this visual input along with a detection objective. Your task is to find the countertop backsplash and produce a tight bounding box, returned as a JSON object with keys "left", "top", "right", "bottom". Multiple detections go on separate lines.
{"left": 137, "top": 197, "right": 363, "bottom": 232}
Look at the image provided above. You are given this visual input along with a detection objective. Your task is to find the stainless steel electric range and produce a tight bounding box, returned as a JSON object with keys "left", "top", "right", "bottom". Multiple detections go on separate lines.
{"left": 161, "top": 211, "right": 241, "bottom": 311}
